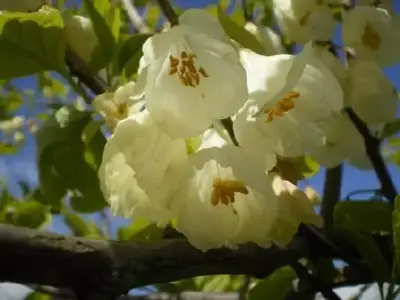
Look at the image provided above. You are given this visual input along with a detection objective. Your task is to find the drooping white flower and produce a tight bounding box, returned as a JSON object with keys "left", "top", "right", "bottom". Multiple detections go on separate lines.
{"left": 234, "top": 44, "right": 343, "bottom": 160}
{"left": 311, "top": 43, "right": 347, "bottom": 89}
{"left": 64, "top": 14, "right": 99, "bottom": 67}
{"left": 345, "top": 57, "right": 398, "bottom": 124}
{"left": 268, "top": 173, "right": 323, "bottom": 246}
{"left": 308, "top": 113, "right": 366, "bottom": 167}
{"left": 98, "top": 137, "right": 171, "bottom": 225}
{"left": 93, "top": 81, "right": 145, "bottom": 130}
{"left": 244, "top": 22, "right": 286, "bottom": 55}
{"left": 170, "top": 131, "right": 279, "bottom": 251}
{"left": 100, "top": 109, "right": 188, "bottom": 204}
{"left": 134, "top": 9, "right": 248, "bottom": 139}
{"left": 342, "top": 6, "right": 400, "bottom": 66}
{"left": 272, "top": 0, "right": 336, "bottom": 44}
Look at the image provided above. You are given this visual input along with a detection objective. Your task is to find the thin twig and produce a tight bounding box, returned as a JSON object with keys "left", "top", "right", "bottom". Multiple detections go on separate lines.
{"left": 291, "top": 262, "right": 342, "bottom": 300}
{"left": 345, "top": 108, "right": 397, "bottom": 206}
{"left": 155, "top": 0, "right": 178, "bottom": 25}
{"left": 321, "top": 165, "right": 343, "bottom": 232}
{"left": 121, "top": 0, "right": 151, "bottom": 33}
{"left": 238, "top": 276, "right": 251, "bottom": 300}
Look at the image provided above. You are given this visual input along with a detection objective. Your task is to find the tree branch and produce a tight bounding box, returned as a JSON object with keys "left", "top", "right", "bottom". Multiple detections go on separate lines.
{"left": 321, "top": 165, "right": 343, "bottom": 232}
{"left": 0, "top": 224, "right": 308, "bottom": 298}
{"left": 155, "top": 0, "right": 179, "bottom": 26}
{"left": 121, "top": 0, "right": 151, "bottom": 33}
{"left": 345, "top": 108, "right": 397, "bottom": 205}
{"left": 65, "top": 48, "right": 108, "bottom": 95}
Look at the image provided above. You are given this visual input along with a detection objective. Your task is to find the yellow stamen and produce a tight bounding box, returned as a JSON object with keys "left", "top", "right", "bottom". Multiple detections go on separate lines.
{"left": 264, "top": 91, "right": 300, "bottom": 123}
{"left": 211, "top": 178, "right": 249, "bottom": 207}
{"left": 168, "top": 52, "right": 209, "bottom": 87}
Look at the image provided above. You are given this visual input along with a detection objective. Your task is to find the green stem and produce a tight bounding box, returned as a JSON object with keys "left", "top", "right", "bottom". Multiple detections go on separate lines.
{"left": 59, "top": 68, "right": 92, "bottom": 104}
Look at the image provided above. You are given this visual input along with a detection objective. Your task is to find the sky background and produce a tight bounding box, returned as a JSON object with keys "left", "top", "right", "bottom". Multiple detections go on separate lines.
{"left": 0, "top": 0, "right": 400, "bottom": 299}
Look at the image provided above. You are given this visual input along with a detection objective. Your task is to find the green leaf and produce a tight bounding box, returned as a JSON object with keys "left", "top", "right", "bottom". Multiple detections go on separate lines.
{"left": 293, "top": 155, "right": 319, "bottom": 179}
{"left": 248, "top": 267, "right": 296, "bottom": 300}
{"left": 25, "top": 292, "right": 51, "bottom": 300}
{"left": 334, "top": 201, "right": 392, "bottom": 234}
{"left": 36, "top": 105, "right": 107, "bottom": 212}
{"left": 62, "top": 209, "right": 102, "bottom": 238}
{"left": 196, "top": 275, "right": 232, "bottom": 292}
{"left": 0, "top": 6, "right": 66, "bottom": 79}
{"left": 84, "top": 0, "right": 116, "bottom": 69}
{"left": 118, "top": 34, "right": 152, "bottom": 76}
{"left": 118, "top": 218, "right": 163, "bottom": 242}
{"left": 383, "top": 119, "right": 400, "bottom": 138}
{"left": 217, "top": 5, "right": 266, "bottom": 55}
{"left": 392, "top": 196, "right": 400, "bottom": 280}
{"left": 6, "top": 201, "right": 51, "bottom": 229}
{"left": 343, "top": 230, "right": 390, "bottom": 283}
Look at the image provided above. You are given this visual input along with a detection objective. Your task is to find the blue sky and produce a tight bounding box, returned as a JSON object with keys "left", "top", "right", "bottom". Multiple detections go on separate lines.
{"left": 0, "top": 0, "right": 400, "bottom": 298}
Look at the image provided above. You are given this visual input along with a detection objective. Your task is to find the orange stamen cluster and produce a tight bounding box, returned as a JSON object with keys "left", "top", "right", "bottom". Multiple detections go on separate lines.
{"left": 211, "top": 178, "right": 249, "bottom": 206}
{"left": 264, "top": 91, "right": 300, "bottom": 123}
{"left": 362, "top": 23, "right": 381, "bottom": 51}
{"left": 169, "top": 51, "right": 209, "bottom": 87}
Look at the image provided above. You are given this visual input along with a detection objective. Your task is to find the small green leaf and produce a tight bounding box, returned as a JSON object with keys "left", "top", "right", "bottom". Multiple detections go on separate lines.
{"left": 7, "top": 201, "right": 51, "bottom": 229}
{"left": 0, "top": 6, "right": 66, "bottom": 79}
{"left": 197, "top": 275, "right": 232, "bottom": 292}
{"left": 36, "top": 106, "right": 107, "bottom": 212}
{"left": 293, "top": 155, "right": 319, "bottom": 179}
{"left": 84, "top": 0, "right": 116, "bottom": 69}
{"left": 118, "top": 34, "right": 152, "bottom": 76}
{"left": 392, "top": 196, "right": 400, "bottom": 280}
{"left": 217, "top": 6, "right": 266, "bottom": 55}
{"left": 25, "top": 292, "right": 51, "bottom": 300}
{"left": 334, "top": 201, "right": 392, "bottom": 234}
{"left": 248, "top": 267, "right": 296, "bottom": 300}
{"left": 62, "top": 209, "right": 102, "bottom": 238}
{"left": 118, "top": 218, "right": 163, "bottom": 242}
{"left": 383, "top": 119, "right": 400, "bottom": 138}
{"left": 343, "top": 230, "right": 390, "bottom": 283}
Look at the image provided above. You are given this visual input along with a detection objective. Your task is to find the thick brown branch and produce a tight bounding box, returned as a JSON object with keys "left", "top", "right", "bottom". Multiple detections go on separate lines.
{"left": 156, "top": 0, "right": 179, "bottom": 26}
{"left": 0, "top": 224, "right": 308, "bottom": 298}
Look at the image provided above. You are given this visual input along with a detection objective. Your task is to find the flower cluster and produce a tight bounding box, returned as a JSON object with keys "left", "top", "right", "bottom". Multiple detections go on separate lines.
{"left": 96, "top": 4, "right": 399, "bottom": 251}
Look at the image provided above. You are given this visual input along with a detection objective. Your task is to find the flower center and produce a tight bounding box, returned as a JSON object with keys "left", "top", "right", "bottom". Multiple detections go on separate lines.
{"left": 115, "top": 102, "right": 128, "bottom": 119}
{"left": 362, "top": 23, "right": 381, "bottom": 51}
{"left": 211, "top": 178, "right": 249, "bottom": 206}
{"left": 264, "top": 91, "right": 300, "bottom": 123}
{"left": 168, "top": 51, "right": 209, "bottom": 87}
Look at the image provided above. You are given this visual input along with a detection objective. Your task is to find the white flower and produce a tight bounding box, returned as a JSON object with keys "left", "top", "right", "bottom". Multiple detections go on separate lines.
{"left": 0, "top": 116, "right": 25, "bottom": 135}
{"left": 64, "top": 14, "right": 99, "bottom": 66}
{"left": 0, "top": 0, "right": 44, "bottom": 12}
{"left": 93, "top": 81, "right": 144, "bottom": 130}
{"left": 311, "top": 43, "right": 347, "bottom": 89}
{"left": 342, "top": 6, "right": 400, "bottom": 66}
{"left": 308, "top": 113, "right": 366, "bottom": 167}
{"left": 355, "top": 0, "right": 394, "bottom": 15}
{"left": 272, "top": 0, "right": 336, "bottom": 44}
{"left": 98, "top": 138, "right": 171, "bottom": 225}
{"left": 244, "top": 22, "right": 285, "bottom": 55}
{"left": 134, "top": 9, "right": 248, "bottom": 139}
{"left": 234, "top": 44, "right": 343, "bottom": 159}
{"left": 345, "top": 57, "right": 398, "bottom": 124}
{"left": 101, "top": 110, "right": 187, "bottom": 203}
{"left": 268, "top": 173, "right": 323, "bottom": 246}
{"left": 170, "top": 132, "right": 279, "bottom": 251}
